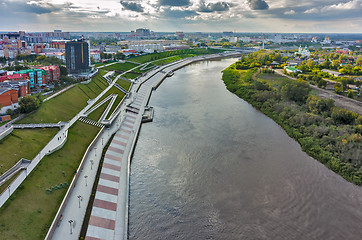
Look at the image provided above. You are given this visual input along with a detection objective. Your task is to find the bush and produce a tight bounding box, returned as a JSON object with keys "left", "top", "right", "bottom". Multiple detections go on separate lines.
{"left": 19, "top": 95, "right": 40, "bottom": 113}
{"left": 281, "top": 80, "right": 311, "bottom": 103}
{"left": 331, "top": 108, "right": 358, "bottom": 124}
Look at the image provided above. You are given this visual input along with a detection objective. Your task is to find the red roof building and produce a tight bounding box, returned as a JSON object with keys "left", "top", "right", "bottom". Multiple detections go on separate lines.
{"left": 0, "top": 73, "right": 29, "bottom": 83}
{"left": 34, "top": 65, "right": 60, "bottom": 83}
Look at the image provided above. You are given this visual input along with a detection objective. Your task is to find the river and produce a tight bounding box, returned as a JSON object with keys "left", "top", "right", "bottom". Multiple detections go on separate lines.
{"left": 129, "top": 58, "right": 362, "bottom": 240}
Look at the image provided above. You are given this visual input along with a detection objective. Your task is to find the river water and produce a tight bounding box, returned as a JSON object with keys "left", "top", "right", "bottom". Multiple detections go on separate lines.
{"left": 129, "top": 59, "right": 362, "bottom": 240}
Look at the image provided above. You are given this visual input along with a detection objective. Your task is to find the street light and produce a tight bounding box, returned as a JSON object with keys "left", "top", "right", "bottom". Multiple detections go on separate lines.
{"left": 68, "top": 220, "right": 73, "bottom": 234}
{"left": 102, "top": 137, "right": 104, "bottom": 145}
{"left": 77, "top": 195, "right": 82, "bottom": 208}
{"left": 94, "top": 147, "right": 97, "bottom": 157}
{"left": 84, "top": 175, "right": 88, "bottom": 187}
{"left": 90, "top": 160, "right": 94, "bottom": 170}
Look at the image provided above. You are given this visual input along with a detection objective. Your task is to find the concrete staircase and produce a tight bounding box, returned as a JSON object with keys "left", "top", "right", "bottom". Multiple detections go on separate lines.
{"left": 79, "top": 117, "right": 104, "bottom": 128}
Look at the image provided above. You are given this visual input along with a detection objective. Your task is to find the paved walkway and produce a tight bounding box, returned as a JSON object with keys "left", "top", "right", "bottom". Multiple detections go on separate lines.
{"left": 43, "top": 84, "right": 76, "bottom": 102}
{"left": 47, "top": 52, "right": 240, "bottom": 240}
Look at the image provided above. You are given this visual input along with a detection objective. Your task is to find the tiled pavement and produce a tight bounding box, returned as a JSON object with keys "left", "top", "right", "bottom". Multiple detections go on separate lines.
{"left": 85, "top": 82, "right": 151, "bottom": 240}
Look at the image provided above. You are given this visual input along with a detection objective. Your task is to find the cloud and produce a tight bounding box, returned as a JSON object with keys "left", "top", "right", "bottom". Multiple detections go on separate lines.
{"left": 158, "top": 0, "right": 191, "bottom": 7}
{"left": 161, "top": 8, "right": 199, "bottom": 18}
{"left": 284, "top": 10, "right": 295, "bottom": 15}
{"left": 304, "top": 8, "right": 319, "bottom": 14}
{"left": 120, "top": 1, "right": 144, "bottom": 12}
{"left": 1, "top": 1, "right": 61, "bottom": 14}
{"left": 321, "top": 0, "right": 362, "bottom": 12}
{"left": 198, "top": 1, "right": 232, "bottom": 12}
{"left": 247, "top": 0, "right": 269, "bottom": 10}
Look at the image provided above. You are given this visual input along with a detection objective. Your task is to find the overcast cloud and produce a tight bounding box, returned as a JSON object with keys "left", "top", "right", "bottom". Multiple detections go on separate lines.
{"left": 0, "top": 0, "right": 361, "bottom": 32}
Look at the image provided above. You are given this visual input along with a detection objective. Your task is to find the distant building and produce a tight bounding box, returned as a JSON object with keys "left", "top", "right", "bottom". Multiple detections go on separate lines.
{"left": 223, "top": 31, "right": 234, "bottom": 37}
{"left": 26, "top": 30, "right": 70, "bottom": 43}
{"left": 335, "top": 48, "right": 350, "bottom": 55}
{"left": 33, "top": 44, "right": 45, "bottom": 54}
{"left": 295, "top": 45, "right": 310, "bottom": 57}
{"left": 135, "top": 28, "right": 150, "bottom": 37}
{"left": 321, "top": 69, "right": 342, "bottom": 77}
{"left": 285, "top": 66, "right": 302, "bottom": 73}
{"left": 163, "top": 45, "right": 190, "bottom": 51}
{"left": 176, "top": 32, "right": 185, "bottom": 40}
{"left": 90, "top": 50, "right": 101, "bottom": 62}
{"left": 65, "top": 38, "right": 90, "bottom": 74}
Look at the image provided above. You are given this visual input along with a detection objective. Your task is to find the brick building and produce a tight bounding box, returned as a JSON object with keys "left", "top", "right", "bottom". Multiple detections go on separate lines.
{"left": 0, "top": 73, "right": 29, "bottom": 83}
{"left": 17, "top": 69, "right": 46, "bottom": 87}
{"left": 0, "top": 80, "right": 30, "bottom": 114}
{"left": 34, "top": 66, "right": 60, "bottom": 83}
{"left": 0, "top": 88, "right": 19, "bottom": 113}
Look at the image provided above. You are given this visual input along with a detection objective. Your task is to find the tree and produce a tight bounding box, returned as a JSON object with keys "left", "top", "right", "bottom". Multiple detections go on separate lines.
{"left": 317, "top": 79, "right": 327, "bottom": 89}
{"left": 19, "top": 96, "right": 40, "bottom": 113}
{"left": 331, "top": 108, "right": 358, "bottom": 124}
{"left": 59, "top": 65, "right": 68, "bottom": 76}
{"left": 281, "top": 80, "right": 311, "bottom": 103}
{"left": 347, "top": 90, "right": 354, "bottom": 99}
{"left": 334, "top": 83, "right": 342, "bottom": 94}
{"left": 341, "top": 79, "right": 348, "bottom": 91}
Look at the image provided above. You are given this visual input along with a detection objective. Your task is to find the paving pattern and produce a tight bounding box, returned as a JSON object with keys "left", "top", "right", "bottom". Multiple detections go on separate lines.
{"left": 79, "top": 117, "right": 105, "bottom": 128}
{"left": 85, "top": 91, "right": 145, "bottom": 240}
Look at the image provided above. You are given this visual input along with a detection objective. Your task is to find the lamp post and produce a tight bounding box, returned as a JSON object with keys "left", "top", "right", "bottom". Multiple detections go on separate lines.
{"left": 90, "top": 160, "right": 94, "bottom": 170}
{"left": 68, "top": 220, "right": 73, "bottom": 234}
{"left": 77, "top": 195, "right": 82, "bottom": 208}
{"left": 102, "top": 137, "right": 104, "bottom": 145}
{"left": 94, "top": 147, "right": 97, "bottom": 157}
{"left": 84, "top": 175, "right": 88, "bottom": 187}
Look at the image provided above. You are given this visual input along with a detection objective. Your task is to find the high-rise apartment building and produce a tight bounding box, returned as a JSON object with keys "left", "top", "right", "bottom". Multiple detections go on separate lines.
{"left": 65, "top": 38, "right": 90, "bottom": 74}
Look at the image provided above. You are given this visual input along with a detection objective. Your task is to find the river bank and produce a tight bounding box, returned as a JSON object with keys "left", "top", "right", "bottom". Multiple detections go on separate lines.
{"left": 129, "top": 58, "right": 362, "bottom": 239}
{"left": 222, "top": 64, "right": 362, "bottom": 185}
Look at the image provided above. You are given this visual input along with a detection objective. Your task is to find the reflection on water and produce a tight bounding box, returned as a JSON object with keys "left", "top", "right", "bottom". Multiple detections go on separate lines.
{"left": 129, "top": 59, "right": 362, "bottom": 240}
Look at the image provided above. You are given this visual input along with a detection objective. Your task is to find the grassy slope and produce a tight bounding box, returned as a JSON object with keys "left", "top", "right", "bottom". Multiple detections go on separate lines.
{"left": 0, "top": 121, "right": 99, "bottom": 240}
{"left": 87, "top": 102, "right": 108, "bottom": 122}
{"left": 17, "top": 74, "right": 108, "bottom": 124}
{"left": 123, "top": 72, "right": 140, "bottom": 79}
{"left": 0, "top": 128, "right": 58, "bottom": 173}
{"left": 116, "top": 79, "right": 132, "bottom": 91}
{"left": 102, "top": 62, "right": 139, "bottom": 72}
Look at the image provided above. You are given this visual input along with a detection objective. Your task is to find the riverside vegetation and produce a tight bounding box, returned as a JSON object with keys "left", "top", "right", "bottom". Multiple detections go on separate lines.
{"left": 222, "top": 63, "right": 362, "bottom": 185}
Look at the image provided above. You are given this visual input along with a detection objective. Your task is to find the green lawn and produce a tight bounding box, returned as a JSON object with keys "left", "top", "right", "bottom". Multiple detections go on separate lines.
{"left": 116, "top": 79, "right": 132, "bottom": 91}
{"left": 102, "top": 62, "right": 139, "bottom": 72}
{"left": 87, "top": 102, "right": 109, "bottom": 122}
{"left": 17, "top": 73, "right": 108, "bottom": 124}
{"left": 123, "top": 72, "right": 140, "bottom": 79}
{"left": 257, "top": 73, "right": 290, "bottom": 88}
{"left": 0, "top": 128, "right": 58, "bottom": 174}
{"left": 129, "top": 48, "right": 223, "bottom": 64}
{"left": 91, "top": 86, "right": 126, "bottom": 120}
{"left": 0, "top": 121, "right": 100, "bottom": 240}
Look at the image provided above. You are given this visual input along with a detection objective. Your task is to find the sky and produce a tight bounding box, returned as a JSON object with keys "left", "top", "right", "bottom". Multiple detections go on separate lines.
{"left": 0, "top": 0, "right": 362, "bottom": 33}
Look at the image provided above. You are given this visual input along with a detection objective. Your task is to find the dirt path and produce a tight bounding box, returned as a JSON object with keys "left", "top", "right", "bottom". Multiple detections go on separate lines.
{"left": 274, "top": 69, "right": 362, "bottom": 115}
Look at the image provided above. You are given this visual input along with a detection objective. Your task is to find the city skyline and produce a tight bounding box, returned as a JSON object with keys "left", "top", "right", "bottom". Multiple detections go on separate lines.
{"left": 1, "top": 0, "right": 362, "bottom": 33}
